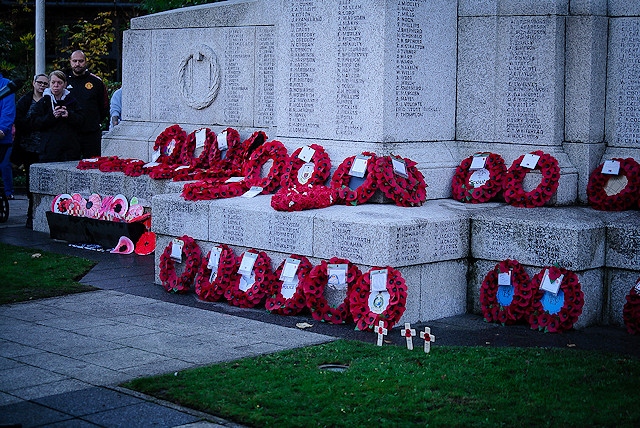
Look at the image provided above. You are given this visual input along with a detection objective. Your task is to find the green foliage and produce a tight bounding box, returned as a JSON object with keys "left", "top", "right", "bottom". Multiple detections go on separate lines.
{"left": 140, "top": 0, "right": 220, "bottom": 14}
{"left": 0, "top": 243, "right": 97, "bottom": 304}
{"left": 125, "top": 340, "right": 640, "bottom": 427}
{"left": 53, "top": 12, "right": 116, "bottom": 83}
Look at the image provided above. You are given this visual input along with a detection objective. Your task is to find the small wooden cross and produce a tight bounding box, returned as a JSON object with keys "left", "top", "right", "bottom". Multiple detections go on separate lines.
{"left": 375, "top": 320, "right": 388, "bottom": 346}
{"left": 401, "top": 323, "right": 416, "bottom": 350}
{"left": 419, "top": 327, "right": 436, "bottom": 353}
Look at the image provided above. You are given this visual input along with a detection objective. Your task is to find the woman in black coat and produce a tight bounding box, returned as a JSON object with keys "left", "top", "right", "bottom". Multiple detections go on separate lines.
{"left": 31, "top": 70, "right": 84, "bottom": 162}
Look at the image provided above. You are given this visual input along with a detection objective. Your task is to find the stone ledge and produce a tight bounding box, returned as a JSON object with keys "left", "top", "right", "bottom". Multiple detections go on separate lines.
{"left": 471, "top": 205, "right": 607, "bottom": 270}
{"left": 152, "top": 194, "right": 470, "bottom": 267}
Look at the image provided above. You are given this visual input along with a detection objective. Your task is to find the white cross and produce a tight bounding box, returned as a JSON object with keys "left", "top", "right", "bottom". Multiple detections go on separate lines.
{"left": 419, "top": 327, "right": 436, "bottom": 353}
{"left": 401, "top": 323, "right": 416, "bottom": 350}
{"left": 375, "top": 321, "right": 388, "bottom": 346}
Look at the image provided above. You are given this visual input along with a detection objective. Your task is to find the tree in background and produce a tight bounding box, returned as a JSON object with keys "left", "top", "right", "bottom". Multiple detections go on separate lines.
{"left": 140, "top": 0, "right": 219, "bottom": 14}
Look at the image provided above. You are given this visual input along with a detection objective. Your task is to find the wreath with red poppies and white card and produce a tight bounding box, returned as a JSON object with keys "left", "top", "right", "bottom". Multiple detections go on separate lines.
{"left": 302, "top": 257, "right": 362, "bottom": 324}
{"left": 586, "top": 158, "right": 640, "bottom": 211}
{"left": 479, "top": 259, "right": 533, "bottom": 325}
{"left": 623, "top": 277, "right": 640, "bottom": 335}
{"left": 194, "top": 244, "right": 237, "bottom": 302}
{"left": 374, "top": 154, "right": 427, "bottom": 207}
{"left": 224, "top": 249, "right": 276, "bottom": 308}
{"left": 265, "top": 255, "right": 313, "bottom": 316}
{"left": 503, "top": 151, "right": 560, "bottom": 208}
{"left": 158, "top": 235, "right": 203, "bottom": 294}
{"left": 452, "top": 152, "right": 506, "bottom": 203}
{"left": 348, "top": 266, "right": 408, "bottom": 331}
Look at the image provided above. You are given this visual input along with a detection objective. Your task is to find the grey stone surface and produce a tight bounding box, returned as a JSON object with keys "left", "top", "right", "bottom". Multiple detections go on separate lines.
{"left": 606, "top": 268, "right": 638, "bottom": 326}
{"left": 313, "top": 201, "right": 468, "bottom": 266}
{"left": 30, "top": 162, "right": 72, "bottom": 194}
{"left": 608, "top": 1, "right": 640, "bottom": 17}
{"left": 275, "top": 0, "right": 457, "bottom": 142}
{"left": 152, "top": 193, "right": 210, "bottom": 241}
{"left": 569, "top": 0, "right": 607, "bottom": 15}
{"left": 605, "top": 211, "right": 640, "bottom": 270}
{"left": 565, "top": 15, "right": 607, "bottom": 144}
{"left": 458, "top": 0, "right": 568, "bottom": 16}
{"left": 419, "top": 259, "right": 468, "bottom": 322}
{"left": 471, "top": 205, "right": 606, "bottom": 270}
{"left": 102, "top": 122, "right": 164, "bottom": 160}
{"left": 605, "top": 18, "right": 640, "bottom": 150}
{"left": 457, "top": 15, "right": 565, "bottom": 145}
{"left": 563, "top": 141, "right": 606, "bottom": 204}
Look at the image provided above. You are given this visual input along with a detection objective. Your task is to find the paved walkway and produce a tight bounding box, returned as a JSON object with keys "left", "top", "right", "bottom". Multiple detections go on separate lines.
{"left": 1, "top": 193, "right": 639, "bottom": 427}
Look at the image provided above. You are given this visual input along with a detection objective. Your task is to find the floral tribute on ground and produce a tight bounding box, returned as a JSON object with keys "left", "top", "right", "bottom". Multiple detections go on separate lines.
{"left": 452, "top": 153, "right": 506, "bottom": 203}
{"left": 503, "top": 150, "right": 560, "bottom": 208}
{"left": 527, "top": 266, "right": 584, "bottom": 333}
{"left": 348, "top": 266, "right": 407, "bottom": 331}
{"left": 479, "top": 259, "right": 533, "bottom": 325}
{"left": 224, "top": 249, "right": 276, "bottom": 308}
{"left": 374, "top": 155, "right": 427, "bottom": 207}
{"left": 302, "top": 257, "right": 362, "bottom": 324}
{"left": 271, "top": 184, "right": 337, "bottom": 212}
{"left": 623, "top": 277, "right": 640, "bottom": 335}
{"left": 158, "top": 235, "right": 203, "bottom": 294}
{"left": 586, "top": 158, "right": 640, "bottom": 211}
{"left": 194, "top": 244, "right": 237, "bottom": 302}
{"left": 265, "top": 255, "right": 313, "bottom": 316}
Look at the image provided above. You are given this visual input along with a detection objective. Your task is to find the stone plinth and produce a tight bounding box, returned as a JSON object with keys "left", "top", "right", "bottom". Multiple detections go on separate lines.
{"left": 606, "top": 268, "right": 638, "bottom": 326}
{"left": 605, "top": 211, "right": 640, "bottom": 270}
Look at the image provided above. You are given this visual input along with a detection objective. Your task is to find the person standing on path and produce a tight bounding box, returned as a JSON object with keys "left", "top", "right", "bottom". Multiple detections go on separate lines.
{"left": 109, "top": 87, "right": 122, "bottom": 130}
{"left": 31, "top": 70, "right": 84, "bottom": 162}
{"left": 67, "top": 50, "right": 109, "bottom": 158}
{"left": 0, "top": 71, "right": 16, "bottom": 199}
{"left": 13, "top": 73, "right": 49, "bottom": 228}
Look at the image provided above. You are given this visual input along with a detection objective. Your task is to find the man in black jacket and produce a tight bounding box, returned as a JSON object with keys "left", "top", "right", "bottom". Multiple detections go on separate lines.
{"left": 67, "top": 50, "right": 108, "bottom": 158}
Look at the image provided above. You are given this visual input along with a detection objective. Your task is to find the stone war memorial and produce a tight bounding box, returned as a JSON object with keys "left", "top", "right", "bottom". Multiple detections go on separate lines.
{"left": 32, "top": 0, "right": 640, "bottom": 334}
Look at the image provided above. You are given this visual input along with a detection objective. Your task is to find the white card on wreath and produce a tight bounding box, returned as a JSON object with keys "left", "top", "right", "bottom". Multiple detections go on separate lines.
{"left": 635, "top": 278, "right": 640, "bottom": 293}
{"left": 298, "top": 145, "right": 315, "bottom": 162}
{"left": 602, "top": 160, "right": 621, "bottom": 175}
{"left": 195, "top": 128, "right": 207, "bottom": 149}
{"left": 369, "top": 291, "right": 390, "bottom": 314}
{"left": 239, "top": 272, "right": 256, "bottom": 292}
{"left": 391, "top": 157, "right": 408, "bottom": 178}
{"left": 82, "top": 158, "right": 99, "bottom": 163}
{"left": 170, "top": 239, "right": 184, "bottom": 262}
{"left": 348, "top": 155, "right": 369, "bottom": 178}
{"left": 520, "top": 153, "right": 540, "bottom": 169}
{"left": 165, "top": 139, "right": 177, "bottom": 156}
{"left": 297, "top": 163, "right": 315, "bottom": 185}
{"left": 144, "top": 161, "right": 160, "bottom": 168}
{"left": 238, "top": 252, "right": 258, "bottom": 276}
{"left": 242, "top": 186, "right": 263, "bottom": 198}
{"left": 498, "top": 271, "right": 512, "bottom": 286}
{"left": 207, "top": 246, "right": 223, "bottom": 270}
{"left": 470, "top": 155, "right": 488, "bottom": 170}
{"left": 370, "top": 269, "right": 388, "bottom": 292}
{"left": 540, "top": 269, "right": 563, "bottom": 295}
{"left": 225, "top": 176, "right": 244, "bottom": 183}
{"left": 327, "top": 263, "right": 348, "bottom": 290}
{"left": 174, "top": 165, "right": 190, "bottom": 171}
{"left": 151, "top": 148, "right": 161, "bottom": 162}
{"left": 218, "top": 130, "right": 228, "bottom": 151}
{"left": 469, "top": 168, "right": 490, "bottom": 188}
{"left": 281, "top": 276, "right": 299, "bottom": 299}
{"left": 280, "top": 257, "right": 301, "bottom": 281}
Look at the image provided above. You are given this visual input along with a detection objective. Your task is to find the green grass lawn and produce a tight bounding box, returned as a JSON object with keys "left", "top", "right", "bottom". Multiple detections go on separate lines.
{"left": 124, "top": 339, "right": 640, "bottom": 428}
{"left": 0, "top": 243, "right": 97, "bottom": 304}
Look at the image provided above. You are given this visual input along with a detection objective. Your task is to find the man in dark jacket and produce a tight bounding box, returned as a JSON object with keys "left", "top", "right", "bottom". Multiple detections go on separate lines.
{"left": 67, "top": 50, "right": 108, "bottom": 158}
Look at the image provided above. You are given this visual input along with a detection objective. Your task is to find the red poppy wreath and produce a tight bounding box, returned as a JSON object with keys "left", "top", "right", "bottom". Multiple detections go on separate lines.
{"left": 374, "top": 154, "right": 427, "bottom": 207}
{"left": 171, "top": 128, "right": 219, "bottom": 181}
{"left": 527, "top": 266, "right": 584, "bottom": 333}
{"left": 452, "top": 153, "right": 507, "bottom": 203}
{"left": 503, "top": 150, "right": 560, "bottom": 208}
{"left": 158, "top": 235, "right": 203, "bottom": 294}
{"left": 242, "top": 140, "right": 288, "bottom": 194}
{"left": 302, "top": 257, "right": 362, "bottom": 324}
{"left": 330, "top": 152, "right": 379, "bottom": 206}
{"left": 181, "top": 179, "right": 248, "bottom": 201}
{"left": 479, "top": 259, "right": 533, "bottom": 325}
{"left": 153, "top": 124, "right": 188, "bottom": 164}
{"left": 224, "top": 249, "right": 276, "bottom": 308}
{"left": 194, "top": 244, "right": 237, "bottom": 302}
{"left": 265, "top": 255, "right": 313, "bottom": 316}
{"left": 270, "top": 184, "right": 337, "bottom": 212}
{"left": 280, "top": 144, "right": 332, "bottom": 188}
{"left": 623, "top": 277, "right": 640, "bottom": 335}
{"left": 348, "top": 266, "right": 407, "bottom": 331}
{"left": 586, "top": 158, "right": 640, "bottom": 211}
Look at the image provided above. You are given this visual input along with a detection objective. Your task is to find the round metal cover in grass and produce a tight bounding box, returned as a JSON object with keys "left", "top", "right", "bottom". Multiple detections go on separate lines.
{"left": 318, "top": 364, "right": 349, "bottom": 372}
